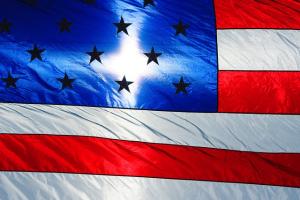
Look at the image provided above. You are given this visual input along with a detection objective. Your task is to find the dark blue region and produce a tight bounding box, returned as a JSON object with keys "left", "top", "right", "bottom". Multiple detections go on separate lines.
{"left": 0, "top": 0, "right": 217, "bottom": 112}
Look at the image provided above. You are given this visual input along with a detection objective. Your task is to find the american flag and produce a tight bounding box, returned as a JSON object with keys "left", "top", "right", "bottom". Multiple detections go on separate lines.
{"left": 0, "top": 0, "right": 300, "bottom": 199}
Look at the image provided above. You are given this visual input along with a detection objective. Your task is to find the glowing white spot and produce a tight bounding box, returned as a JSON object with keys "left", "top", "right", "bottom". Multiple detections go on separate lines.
{"left": 94, "top": 29, "right": 155, "bottom": 106}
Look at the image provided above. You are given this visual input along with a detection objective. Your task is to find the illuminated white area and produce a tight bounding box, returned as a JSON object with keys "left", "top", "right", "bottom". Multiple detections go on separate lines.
{"left": 91, "top": 1, "right": 159, "bottom": 107}
{"left": 104, "top": 35, "right": 150, "bottom": 82}
{"left": 103, "top": 35, "right": 155, "bottom": 105}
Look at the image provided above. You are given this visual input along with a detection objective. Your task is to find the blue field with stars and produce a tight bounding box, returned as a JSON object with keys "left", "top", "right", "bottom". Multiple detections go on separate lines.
{"left": 0, "top": 0, "right": 217, "bottom": 112}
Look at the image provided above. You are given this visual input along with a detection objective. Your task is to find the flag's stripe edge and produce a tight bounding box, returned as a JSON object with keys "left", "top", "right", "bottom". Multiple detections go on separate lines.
{"left": 212, "top": 0, "right": 220, "bottom": 117}
{"left": 214, "top": 0, "right": 300, "bottom": 29}
{"left": 1, "top": 102, "right": 300, "bottom": 115}
{"left": 217, "top": 29, "right": 300, "bottom": 70}
{"left": 2, "top": 172, "right": 300, "bottom": 200}
{"left": 1, "top": 134, "right": 300, "bottom": 188}
{"left": 219, "top": 71, "right": 300, "bottom": 114}
{"left": 1, "top": 103, "right": 300, "bottom": 152}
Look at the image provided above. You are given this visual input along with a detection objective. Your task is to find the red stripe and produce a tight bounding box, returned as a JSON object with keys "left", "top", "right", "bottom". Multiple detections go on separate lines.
{"left": 218, "top": 71, "right": 300, "bottom": 114}
{"left": 214, "top": 0, "right": 300, "bottom": 29}
{"left": 0, "top": 134, "right": 300, "bottom": 187}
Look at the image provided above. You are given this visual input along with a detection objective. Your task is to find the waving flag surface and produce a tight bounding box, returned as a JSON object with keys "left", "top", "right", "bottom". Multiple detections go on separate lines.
{"left": 0, "top": 0, "right": 300, "bottom": 199}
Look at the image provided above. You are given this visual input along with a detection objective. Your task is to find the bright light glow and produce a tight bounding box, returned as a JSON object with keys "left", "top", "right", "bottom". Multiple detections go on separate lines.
{"left": 91, "top": 2, "right": 156, "bottom": 107}
{"left": 105, "top": 35, "right": 153, "bottom": 105}
{"left": 104, "top": 36, "right": 150, "bottom": 82}
{"left": 92, "top": 27, "right": 154, "bottom": 106}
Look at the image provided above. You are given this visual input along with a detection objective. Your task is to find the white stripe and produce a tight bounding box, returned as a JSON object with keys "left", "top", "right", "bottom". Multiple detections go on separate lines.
{"left": 0, "top": 103, "right": 300, "bottom": 152}
{"left": 0, "top": 172, "right": 299, "bottom": 200}
{"left": 217, "top": 29, "right": 300, "bottom": 70}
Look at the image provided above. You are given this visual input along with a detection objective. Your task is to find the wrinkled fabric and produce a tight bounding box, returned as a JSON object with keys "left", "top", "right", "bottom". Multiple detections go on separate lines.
{"left": 214, "top": 0, "right": 300, "bottom": 29}
{"left": 1, "top": 0, "right": 300, "bottom": 199}
{"left": 0, "top": 0, "right": 217, "bottom": 112}
{"left": 1, "top": 172, "right": 300, "bottom": 200}
{"left": 1, "top": 103, "right": 300, "bottom": 152}
{"left": 217, "top": 30, "right": 300, "bottom": 70}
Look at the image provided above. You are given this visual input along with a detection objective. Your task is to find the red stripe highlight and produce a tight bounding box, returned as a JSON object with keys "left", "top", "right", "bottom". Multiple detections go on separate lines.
{"left": 214, "top": 0, "right": 300, "bottom": 29}
{"left": 0, "top": 134, "right": 300, "bottom": 187}
{"left": 218, "top": 71, "right": 300, "bottom": 114}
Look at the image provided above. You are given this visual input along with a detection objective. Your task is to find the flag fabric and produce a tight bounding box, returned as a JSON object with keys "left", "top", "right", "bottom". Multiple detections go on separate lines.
{"left": 0, "top": 0, "right": 300, "bottom": 199}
